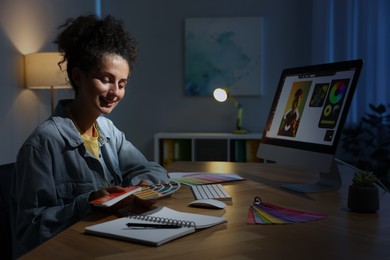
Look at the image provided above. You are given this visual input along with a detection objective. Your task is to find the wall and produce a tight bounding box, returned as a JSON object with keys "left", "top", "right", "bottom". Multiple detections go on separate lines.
{"left": 0, "top": 0, "right": 313, "bottom": 164}
{"left": 103, "top": 0, "right": 313, "bottom": 160}
{"left": 0, "top": 0, "right": 96, "bottom": 164}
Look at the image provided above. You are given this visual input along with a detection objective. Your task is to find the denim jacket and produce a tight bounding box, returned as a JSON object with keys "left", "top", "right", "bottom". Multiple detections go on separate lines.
{"left": 10, "top": 99, "right": 169, "bottom": 258}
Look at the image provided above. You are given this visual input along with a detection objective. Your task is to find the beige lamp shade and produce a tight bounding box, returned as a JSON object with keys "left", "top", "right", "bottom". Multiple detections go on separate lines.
{"left": 24, "top": 52, "right": 70, "bottom": 89}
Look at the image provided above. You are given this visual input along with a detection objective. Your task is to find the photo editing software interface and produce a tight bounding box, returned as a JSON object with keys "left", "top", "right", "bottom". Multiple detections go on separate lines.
{"left": 264, "top": 63, "right": 360, "bottom": 150}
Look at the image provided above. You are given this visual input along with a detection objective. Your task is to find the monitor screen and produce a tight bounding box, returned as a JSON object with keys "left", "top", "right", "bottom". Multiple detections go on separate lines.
{"left": 257, "top": 59, "right": 363, "bottom": 192}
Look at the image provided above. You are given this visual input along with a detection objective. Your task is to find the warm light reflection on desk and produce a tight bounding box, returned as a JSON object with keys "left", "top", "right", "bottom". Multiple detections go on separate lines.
{"left": 202, "top": 161, "right": 238, "bottom": 173}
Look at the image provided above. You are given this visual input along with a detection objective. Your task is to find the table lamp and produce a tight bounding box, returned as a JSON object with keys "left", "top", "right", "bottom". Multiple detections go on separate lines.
{"left": 24, "top": 52, "right": 70, "bottom": 112}
{"left": 213, "top": 88, "right": 248, "bottom": 134}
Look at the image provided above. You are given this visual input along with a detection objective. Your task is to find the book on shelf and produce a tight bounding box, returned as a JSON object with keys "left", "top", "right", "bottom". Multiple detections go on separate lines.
{"left": 84, "top": 206, "right": 227, "bottom": 246}
{"left": 233, "top": 140, "right": 246, "bottom": 162}
{"left": 161, "top": 139, "right": 192, "bottom": 167}
{"left": 173, "top": 139, "right": 191, "bottom": 161}
{"left": 245, "top": 140, "right": 261, "bottom": 162}
{"left": 90, "top": 186, "right": 142, "bottom": 208}
{"left": 162, "top": 139, "right": 174, "bottom": 167}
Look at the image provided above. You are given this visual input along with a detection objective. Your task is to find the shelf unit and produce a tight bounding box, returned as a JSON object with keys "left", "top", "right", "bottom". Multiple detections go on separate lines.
{"left": 154, "top": 132, "right": 262, "bottom": 167}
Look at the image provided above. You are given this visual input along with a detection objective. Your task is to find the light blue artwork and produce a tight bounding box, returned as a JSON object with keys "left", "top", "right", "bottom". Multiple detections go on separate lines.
{"left": 184, "top": 17, "right": 263, "bottom": 96}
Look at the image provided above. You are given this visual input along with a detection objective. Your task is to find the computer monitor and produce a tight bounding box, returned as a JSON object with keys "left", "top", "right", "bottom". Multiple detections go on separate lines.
{"left": 257, "top": 59, "right": 363, "bottom": 193}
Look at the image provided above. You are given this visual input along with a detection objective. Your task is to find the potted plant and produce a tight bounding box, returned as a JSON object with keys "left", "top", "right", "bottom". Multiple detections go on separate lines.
{"left": 340, "top": 103, "right": 390, "bottom": 188}
{"left": 347, "top": 170, "right": 379, "bottom": 213}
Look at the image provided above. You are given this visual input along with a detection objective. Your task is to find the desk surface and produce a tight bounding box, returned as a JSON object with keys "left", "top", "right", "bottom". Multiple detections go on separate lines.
{"left": 22, "top": 161, "right": 390, "bottom": 259}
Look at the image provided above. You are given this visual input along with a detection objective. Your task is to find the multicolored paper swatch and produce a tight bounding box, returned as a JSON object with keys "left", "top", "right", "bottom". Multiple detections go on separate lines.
{"left": 247, "top": 200, "right": 327, "bottom": 224}
{"left": 168, "top": 172, "right": 244, "bottom": 186}
{"left": 135, "top": 181, "right": 181, "bottom": 200}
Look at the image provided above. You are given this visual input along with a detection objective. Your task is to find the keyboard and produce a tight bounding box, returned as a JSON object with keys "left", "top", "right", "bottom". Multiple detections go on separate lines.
{"left": 191, "top": 184, "right": 232, "bottom": 201}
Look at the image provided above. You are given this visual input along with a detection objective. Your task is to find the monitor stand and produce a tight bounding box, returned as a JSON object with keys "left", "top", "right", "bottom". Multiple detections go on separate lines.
{"left": 281, "top": 160, "right": 341, "bottom": 193}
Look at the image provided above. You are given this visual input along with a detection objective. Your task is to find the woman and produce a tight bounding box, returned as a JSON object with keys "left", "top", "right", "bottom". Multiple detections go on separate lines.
{"left": 10, "top": 14, "right": 169, "bottom": 258}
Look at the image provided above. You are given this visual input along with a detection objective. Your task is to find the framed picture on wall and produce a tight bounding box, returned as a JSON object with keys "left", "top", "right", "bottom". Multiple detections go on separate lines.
{"left": 184, "top": 16, "right": 263, "bottom": 96}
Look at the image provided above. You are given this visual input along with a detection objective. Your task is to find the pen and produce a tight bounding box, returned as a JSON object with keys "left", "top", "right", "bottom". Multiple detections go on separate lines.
{"left": 126, "top": 223, "right": 182, "bottom": 229}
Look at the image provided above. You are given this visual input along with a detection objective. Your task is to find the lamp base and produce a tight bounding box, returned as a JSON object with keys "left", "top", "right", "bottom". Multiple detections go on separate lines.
{"left": 233, "top": 129, "right": 248, "bottom": 134}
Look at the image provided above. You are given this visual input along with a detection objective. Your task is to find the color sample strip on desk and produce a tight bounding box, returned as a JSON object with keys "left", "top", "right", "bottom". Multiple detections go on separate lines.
{"left": 247, "top": 202, "right": 327, "bottom": 224}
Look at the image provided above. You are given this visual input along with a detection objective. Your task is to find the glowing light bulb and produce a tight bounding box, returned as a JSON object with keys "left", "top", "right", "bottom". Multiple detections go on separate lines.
{"left": 213, "top": 88, "right": 228, "bottom": 102}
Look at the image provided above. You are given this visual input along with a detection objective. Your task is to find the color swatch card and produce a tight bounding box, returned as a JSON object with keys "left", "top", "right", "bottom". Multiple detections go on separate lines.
{"left": 91, "top": 186, "right": 142, "bottom": 207}
{"left": 168, "top": 172, "right": 244, "bottom": 186}
{"left": 134, "top": 181, "right": 181, "bottom": 200}
{"left": 247, "top": 197, "right": 327, "bottom": 224}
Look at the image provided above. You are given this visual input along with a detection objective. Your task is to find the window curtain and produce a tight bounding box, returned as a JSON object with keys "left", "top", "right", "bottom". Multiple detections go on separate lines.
{"left": 312, "top": 0, "right": 390, "bottom": 124}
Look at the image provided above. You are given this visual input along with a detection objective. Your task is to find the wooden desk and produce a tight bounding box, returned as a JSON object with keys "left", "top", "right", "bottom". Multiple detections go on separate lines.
{"left": 21, "top": 162, "right": 389, "bottom": 259}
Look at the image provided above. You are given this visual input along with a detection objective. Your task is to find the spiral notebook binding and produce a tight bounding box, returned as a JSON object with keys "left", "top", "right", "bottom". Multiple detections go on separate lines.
{"left": 128, "top": 214, "right": 196, "bottom": 228}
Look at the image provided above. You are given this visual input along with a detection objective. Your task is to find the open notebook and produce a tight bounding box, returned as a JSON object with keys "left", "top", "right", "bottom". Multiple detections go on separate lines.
{"left": 84, "top": 206, "right": 227, "bottom": 246}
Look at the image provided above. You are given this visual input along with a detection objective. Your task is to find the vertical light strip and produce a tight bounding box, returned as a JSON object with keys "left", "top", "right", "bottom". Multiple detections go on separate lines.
{"left": 347, "top": 0, "right": 359, "bottom": 124}
{"left": 95, "top": 0, "right": 102, "bottom": 18}
{"left": 376, "top": 0, "right": 388, "bottom": 104}
{"left": 365, "top": 1, "right": 377, "bottom": 107}
{"left": 326, "top": 0, "right": 334, "bottom": 62}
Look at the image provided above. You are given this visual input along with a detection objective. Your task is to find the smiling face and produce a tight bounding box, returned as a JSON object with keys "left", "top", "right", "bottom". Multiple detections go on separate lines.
{"left": 73, "top": 53, "right": 130, "bottom": 116}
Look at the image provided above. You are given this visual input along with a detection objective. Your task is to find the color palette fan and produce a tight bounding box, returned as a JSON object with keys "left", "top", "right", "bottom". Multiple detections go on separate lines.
{"left": 135, "top": 181, "right": 181, "bottom": 200}
{"left": 168, "top": 172, "right": 244, "bottom": 186}
{"left": 247, "top": 197, "right": 327, "bottom": 224}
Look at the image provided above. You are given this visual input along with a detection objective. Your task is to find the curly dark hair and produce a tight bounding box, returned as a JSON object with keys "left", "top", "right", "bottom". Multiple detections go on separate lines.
{"left": 54, "top": 14, "right": 138, "bottom": 94}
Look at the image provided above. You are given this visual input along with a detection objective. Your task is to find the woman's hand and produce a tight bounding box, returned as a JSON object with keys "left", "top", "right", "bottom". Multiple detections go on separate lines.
{"left": 89, "top": 184, "right": 156, "bottom": 212}
{"left": 137, "top": 180, "right": 151, "bottom": 187}
{"left": 88, "top": 186, "right": 125, "bottom": 203}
